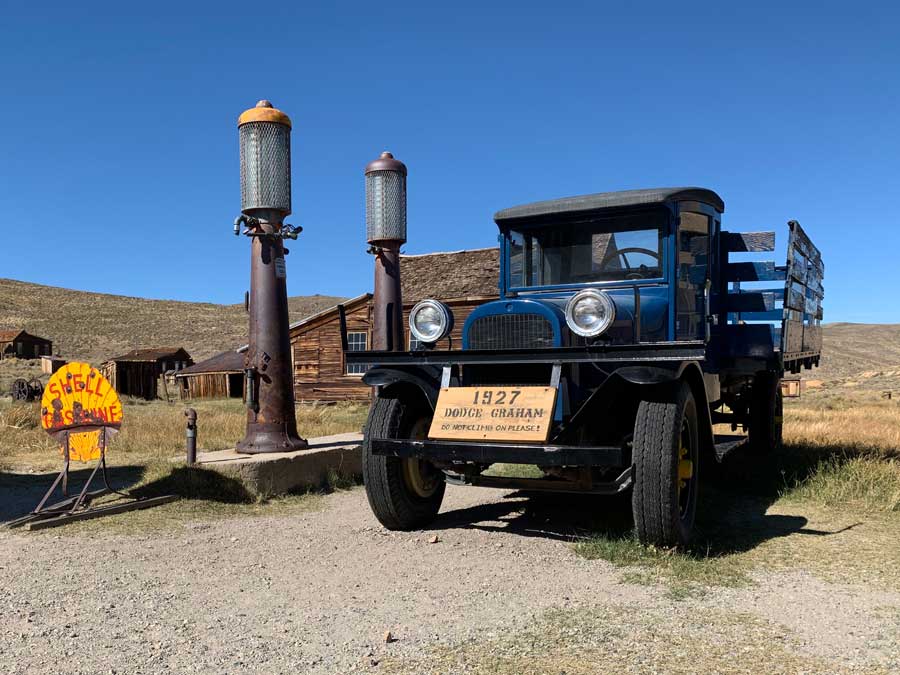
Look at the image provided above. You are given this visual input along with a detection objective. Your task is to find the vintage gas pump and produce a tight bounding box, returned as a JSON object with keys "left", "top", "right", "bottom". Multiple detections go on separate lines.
{"left": 366, "top": 151, "right": 408, "bottom": 351}
{"left": 233, "top": 100, "right": 306, "bottom": 454}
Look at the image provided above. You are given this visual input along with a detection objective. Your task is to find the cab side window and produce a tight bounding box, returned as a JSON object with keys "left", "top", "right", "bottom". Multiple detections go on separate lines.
{"left": 676, "top": 211, "right": 711, "bottom": 340}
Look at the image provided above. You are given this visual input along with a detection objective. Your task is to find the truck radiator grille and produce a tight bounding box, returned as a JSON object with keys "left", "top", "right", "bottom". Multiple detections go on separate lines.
{"left": 467, "top": 314, "right": 555, "bottom": 350}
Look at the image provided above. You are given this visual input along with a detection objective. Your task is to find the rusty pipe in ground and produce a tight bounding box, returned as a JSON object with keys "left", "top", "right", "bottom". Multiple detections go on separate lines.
{"left": 184, "top": 408, "right": 197, "bottom": 465}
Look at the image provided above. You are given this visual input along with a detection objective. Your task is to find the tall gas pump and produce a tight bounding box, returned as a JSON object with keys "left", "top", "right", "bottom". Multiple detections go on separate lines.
{"left": 366, "top": 151, "right": 408, "bottom": 352}
{"left": 234, "top": 100, "right": 306, "bottom": 454}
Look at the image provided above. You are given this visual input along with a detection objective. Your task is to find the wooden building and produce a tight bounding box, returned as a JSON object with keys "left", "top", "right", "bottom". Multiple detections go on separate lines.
{"left": 176, "top": 350, "right": 245, "bottom": 400}
{"left": 0, "top": 329, "right": 53, "bottom": 360}
{"left": 40, "top": 355, "right": 67, "bottom": 375}
{"left": 100, "top": 347, "right": 193, "bottom": 400}
{"left": 289, "top": 248, "right": 500, "bottom": 403}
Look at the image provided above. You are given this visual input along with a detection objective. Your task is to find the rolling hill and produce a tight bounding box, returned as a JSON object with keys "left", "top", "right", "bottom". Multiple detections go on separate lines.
{"left": 0, "top": 278, "right": 345, "bottom": 364}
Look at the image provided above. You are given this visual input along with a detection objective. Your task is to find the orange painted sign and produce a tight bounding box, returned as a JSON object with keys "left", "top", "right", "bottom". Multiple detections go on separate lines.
{"left": 429, "top": 386, "right": 557, "bottom": 442}
{"left": 40, "top": 362, "right": 122, "bottom": 462}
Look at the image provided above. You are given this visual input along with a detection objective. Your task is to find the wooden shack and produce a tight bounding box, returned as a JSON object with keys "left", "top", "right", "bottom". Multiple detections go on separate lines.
{"left": 0, "top": 330, "right": 53, "bottom": 360}
{"left": 100, "top": 347, "right": 193, "bottom": 400}
{"left": 289, "top": 248, "right": 500, "bottom": 403}
{"left": 176, "top": 351, "right": 245, "bottom": 400}
{"left": 40, "top": 355, "right": 67, "bottom": 375}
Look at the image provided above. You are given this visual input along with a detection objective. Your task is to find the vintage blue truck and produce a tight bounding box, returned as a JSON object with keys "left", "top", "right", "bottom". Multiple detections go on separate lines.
{"left": 344, "top": 187, "right": 824, "bottom": 547}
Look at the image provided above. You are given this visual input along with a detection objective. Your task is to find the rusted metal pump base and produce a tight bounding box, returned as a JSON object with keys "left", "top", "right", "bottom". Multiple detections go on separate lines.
{"left": 237, "top": 422, "right": 308, "bottom": 454}
{"left": 236, "top": 214, "right": 307, "bottom": 455}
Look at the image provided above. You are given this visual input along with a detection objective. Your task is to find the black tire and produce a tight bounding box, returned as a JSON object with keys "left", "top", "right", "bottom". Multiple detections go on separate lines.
{"left": 749, "top": 373, "right": 783, "bottom": 454}
{"left": 632, "top": 382, "right": 699, "bottom": 548}
{"left": 363, "top": 395, "right": 445, "bottom": 530}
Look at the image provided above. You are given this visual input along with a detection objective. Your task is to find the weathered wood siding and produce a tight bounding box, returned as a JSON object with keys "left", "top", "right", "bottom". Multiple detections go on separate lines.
{"left": 180, "top": 373, "right": 244, "bottom": 400}
{"left": 293, "top": 300, "right": 372, "bottom": 402}
{"left": 0, "top": 335, "right": 52, "bottom": 360}
{"left": 101, "top": 362, "right": 158, "bottom": 400}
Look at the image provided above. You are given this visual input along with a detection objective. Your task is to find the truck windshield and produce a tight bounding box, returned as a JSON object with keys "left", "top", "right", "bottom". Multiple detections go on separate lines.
{"left": 508, "top": 212, "right": 665, "bottom": 288}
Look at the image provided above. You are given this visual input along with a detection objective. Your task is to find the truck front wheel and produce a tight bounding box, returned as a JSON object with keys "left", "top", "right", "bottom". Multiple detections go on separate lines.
{"left": 632, "top": 382, "right": 699, "bottom": 548}
{"left": 363, "top": 396, "right": 445, "bottom": 531}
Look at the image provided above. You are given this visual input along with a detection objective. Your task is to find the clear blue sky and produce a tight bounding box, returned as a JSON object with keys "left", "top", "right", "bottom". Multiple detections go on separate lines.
{"left": 1, "top": 1, "right": 898, "bottom": 322}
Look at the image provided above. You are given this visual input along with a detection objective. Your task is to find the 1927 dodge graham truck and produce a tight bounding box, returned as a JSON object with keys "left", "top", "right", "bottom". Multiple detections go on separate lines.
{"left": 343, "top": 188, "right": 824, "bottom": 547}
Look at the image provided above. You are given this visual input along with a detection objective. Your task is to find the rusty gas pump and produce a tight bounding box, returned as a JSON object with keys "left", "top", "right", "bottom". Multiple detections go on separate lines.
{"left": 366, "top": 151, "right": 407, "bottom": 351}
{"left": 233, "top": 100, "right": 307, "bottom": 454}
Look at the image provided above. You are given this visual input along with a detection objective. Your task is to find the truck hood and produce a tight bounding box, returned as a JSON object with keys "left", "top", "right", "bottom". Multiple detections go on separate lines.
{"left": 461, "top": 288, "right": 668, "bottom": 348}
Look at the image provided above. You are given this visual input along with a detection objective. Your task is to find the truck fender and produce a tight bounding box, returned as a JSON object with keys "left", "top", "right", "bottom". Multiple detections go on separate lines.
{"left": 676, "top": 363, "right": 716, "bottom": 465}
{"left": 617, "top": 363, "right": 715, "bottom": 463}
{"left": 362, "top": 366, "right": 440, "bottom": 411}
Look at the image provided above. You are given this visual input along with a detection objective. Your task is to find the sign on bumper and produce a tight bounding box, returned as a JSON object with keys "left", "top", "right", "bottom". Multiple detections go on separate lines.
{"left": 428, "top": 386, "right": 557, "bottom": 442}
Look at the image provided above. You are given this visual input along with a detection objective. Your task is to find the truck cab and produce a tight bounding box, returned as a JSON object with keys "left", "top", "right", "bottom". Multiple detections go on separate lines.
{"left": 345, "top": 187, "right": 823, "bottom": 547}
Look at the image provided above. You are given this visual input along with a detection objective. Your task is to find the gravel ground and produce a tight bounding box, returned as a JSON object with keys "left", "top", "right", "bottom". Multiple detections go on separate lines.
{"left": 1, "top": 485, "right": 898, "bottom": 674}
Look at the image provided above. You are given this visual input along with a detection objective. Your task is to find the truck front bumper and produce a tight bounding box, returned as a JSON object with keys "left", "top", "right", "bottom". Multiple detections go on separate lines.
{"left": 370, "top": 438, "right": 626, "bottom": 467}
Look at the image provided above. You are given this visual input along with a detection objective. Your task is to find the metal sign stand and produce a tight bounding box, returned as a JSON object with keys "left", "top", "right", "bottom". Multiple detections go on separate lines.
{"left": 7, "top": 428, "right": 176, "bottom": 531}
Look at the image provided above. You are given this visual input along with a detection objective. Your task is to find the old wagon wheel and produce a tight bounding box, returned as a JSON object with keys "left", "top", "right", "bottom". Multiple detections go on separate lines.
{"left": 11, "top": 378, "right": 30, "bottom": 402}
{"left": 28, "top": 377, "right": 44, "bottom": 399}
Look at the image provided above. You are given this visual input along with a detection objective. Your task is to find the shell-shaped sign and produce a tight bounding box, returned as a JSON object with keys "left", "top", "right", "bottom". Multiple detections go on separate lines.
{"left": 40, "top": 363, "right": 122, "bottom": 461}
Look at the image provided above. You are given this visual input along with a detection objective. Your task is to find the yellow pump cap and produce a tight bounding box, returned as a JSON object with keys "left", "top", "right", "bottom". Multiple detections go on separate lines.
{"left": 238, "top": 100, "right": 292, "bottom": 128}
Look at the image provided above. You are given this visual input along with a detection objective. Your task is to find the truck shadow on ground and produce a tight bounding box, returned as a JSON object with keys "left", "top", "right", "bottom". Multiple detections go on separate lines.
{"left": 0, "top": 465, "right": 253, "bottom": 524}
{"left": 431, "top": 441, "right": 868, "bottom": 557}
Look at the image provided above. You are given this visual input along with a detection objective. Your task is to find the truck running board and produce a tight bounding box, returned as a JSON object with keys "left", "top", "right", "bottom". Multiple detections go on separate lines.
{"left": 713, "top": 434, "right": 749, "bottom": 463}
{"left": 446, "top": 467, "right": 634, "bottom": 495}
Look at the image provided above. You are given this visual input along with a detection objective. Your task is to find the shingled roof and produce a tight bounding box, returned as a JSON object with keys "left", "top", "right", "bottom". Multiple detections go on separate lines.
{"left": 400, "top": 248, "right": 499, "bottom": 302}
{"left": 107, "top": 347, "right": 191, "bottom": 362}
{"left": 0, "top": 328, "right": 50, "bottom": 342}
{"left": 177, "top": 350, "right": 244, "bottom": 376}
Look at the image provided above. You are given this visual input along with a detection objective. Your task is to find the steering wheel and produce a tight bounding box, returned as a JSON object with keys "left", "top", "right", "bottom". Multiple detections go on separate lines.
{"left": 600, "top": 247, "right": 660, "bottom": 279}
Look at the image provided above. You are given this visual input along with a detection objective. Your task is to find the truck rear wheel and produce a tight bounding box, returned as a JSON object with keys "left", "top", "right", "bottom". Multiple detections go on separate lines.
{"left": 363, "top": 396, "right": 445, "bottom": 531}
{"left": 749, "top": 373, "right": 783, "bottom": 454}
{"left": 632, "top": 382, "right": 699, "bottom": 548}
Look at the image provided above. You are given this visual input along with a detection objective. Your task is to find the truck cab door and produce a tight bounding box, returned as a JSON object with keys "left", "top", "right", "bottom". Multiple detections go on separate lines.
{"left": 675, "top": 207, "right": 712, "bottom": 341}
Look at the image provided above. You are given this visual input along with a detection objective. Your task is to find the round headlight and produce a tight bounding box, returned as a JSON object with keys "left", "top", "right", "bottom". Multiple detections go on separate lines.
{"left": 565, "top": 290, "right": 615, "bottom": 337}
{"left": 409, "top": 299, "right": 453, "bottom": 344}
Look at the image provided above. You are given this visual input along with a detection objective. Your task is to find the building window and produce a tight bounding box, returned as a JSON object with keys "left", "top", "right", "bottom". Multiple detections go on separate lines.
{"left": 345, "top": 332, "right": 368, "bottom": 375}
{"left": 16, "top": 342, "right": 23, "bottom": 356}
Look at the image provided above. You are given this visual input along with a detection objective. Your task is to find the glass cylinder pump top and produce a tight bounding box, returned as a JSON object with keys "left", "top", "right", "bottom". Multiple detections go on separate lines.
{"left": 365, "top": 151, "right": 407, "bottom": 244}
{"left": 239, "top": 100, "right": 292, "bottom": 216}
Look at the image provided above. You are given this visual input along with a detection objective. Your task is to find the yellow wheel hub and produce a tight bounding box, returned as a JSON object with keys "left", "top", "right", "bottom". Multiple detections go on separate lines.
{"left": 402, "top": 458, "right": 440, "bottom": 498}
{"left": 402, "top": 417, "right": 440, "bottom": 498}
{"left": 677, "top": 443, "right": 693, "bottom": 494}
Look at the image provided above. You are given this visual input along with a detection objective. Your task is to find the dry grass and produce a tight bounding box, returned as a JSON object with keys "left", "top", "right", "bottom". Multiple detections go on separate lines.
{"left": 0, "top": 398, "right": 368, "bottom": 532}
{"left": 379, "top": 605, "right": 864, "bottom": 675}
{"left": 0, "top": 397, "right": 368, "bottom": 472}
{"left": 780, "top": 394, "right": 900, "bottom": 512}
{"left": 571, "top": 390, "right": 900, "bottom": 595}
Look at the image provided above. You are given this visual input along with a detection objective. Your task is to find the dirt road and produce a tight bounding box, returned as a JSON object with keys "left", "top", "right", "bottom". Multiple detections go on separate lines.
{"left": 1, "top": 484, "right": 898, "bottom": 674}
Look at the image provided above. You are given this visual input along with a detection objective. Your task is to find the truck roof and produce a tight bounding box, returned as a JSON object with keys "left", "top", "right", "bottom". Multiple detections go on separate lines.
{"left": 494, "top": 187, "right": 725, "bottom": 223}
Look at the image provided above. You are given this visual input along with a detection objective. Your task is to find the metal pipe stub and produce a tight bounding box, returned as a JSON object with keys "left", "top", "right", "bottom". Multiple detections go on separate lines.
{"left": 184, "top": 408, "right": 197, "bottom": 465}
